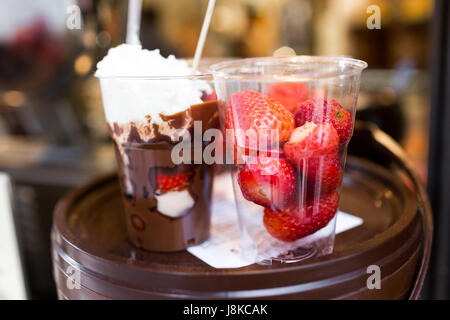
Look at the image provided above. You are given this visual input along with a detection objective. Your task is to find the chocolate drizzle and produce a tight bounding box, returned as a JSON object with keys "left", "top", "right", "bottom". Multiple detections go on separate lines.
{"left": 113, "top": 122, "right": 121, "bottom": 136}
{"left": 190, "top": 100, "right": 220, "bottom": 131}
{"left": 127, "top": 124, "right": 144, "bottom": 144}
{"left": 160, "top": 110, "right": 190, "bottom": 131}
{"left": 151, "top": 122, "right": 173, "bottom": 144}
{"left": 110, "top": 100, "right": 219, "bottom": 146}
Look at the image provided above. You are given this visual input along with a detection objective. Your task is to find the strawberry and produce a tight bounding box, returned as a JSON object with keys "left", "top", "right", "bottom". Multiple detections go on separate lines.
{"left": 284, "top": 122, "right": 341, "bottom": 195}
{"left": 156, "top": 172, "right": 192, "bottom": 193}
{"left": 266, "top": 82, "right": 308, "bottom": 113}
{"left": 238, "top": 154, "right": 296, "bottom": 210}
{"left": 263, "top": 192, "right": 339, "bottom": 242}
{"left": 300, "top": 154, "right": 342, "bottom": 197}
{"left": 283, "top": 122, "right": 339, "bottom": 169}
{"left": 131, "top": 214, "right": 145, "bottom": 231}
{"left": 202, "top": 91, "right": 217, "bottom": 102}
{"left": 294, "top": 99, "right": 353, "bottom": 144}
{"left": 226, "top": 90, "right": 294, "bottom": 154}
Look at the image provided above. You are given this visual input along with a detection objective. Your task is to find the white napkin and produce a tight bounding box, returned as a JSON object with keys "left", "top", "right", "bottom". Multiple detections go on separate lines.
{"left": 188, "top": 174, "right": 363, "bottom": 269}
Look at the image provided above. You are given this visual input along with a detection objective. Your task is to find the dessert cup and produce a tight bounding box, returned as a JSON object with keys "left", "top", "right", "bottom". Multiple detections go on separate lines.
{"left": 211, "top": 56, "right": 367, "bottom": 263}
{"left": 97, "top": 69, "right": 218, "bottom": 252}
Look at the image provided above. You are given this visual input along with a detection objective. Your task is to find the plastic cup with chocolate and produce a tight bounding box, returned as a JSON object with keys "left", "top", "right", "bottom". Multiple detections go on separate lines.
{"left": 95, "top": 44, "right": 218, "bottom": 252}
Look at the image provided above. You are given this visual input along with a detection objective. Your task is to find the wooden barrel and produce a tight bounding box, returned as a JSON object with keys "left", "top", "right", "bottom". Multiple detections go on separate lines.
{"left": 51, "top": 123, "right": 432, "bottom": 300}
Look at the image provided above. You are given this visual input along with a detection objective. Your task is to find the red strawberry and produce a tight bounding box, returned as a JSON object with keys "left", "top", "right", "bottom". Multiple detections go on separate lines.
{"left": 156, "top": 172, "right": 192, "bottom": 193}
{"left": 202, "top": 91, "right": 217, "bottom": 102}
{"left": 226, "top": 90, "right": 294, "bottom": 154}
{"left": 238, "top": 154, "right": 296, "bottom": 210}
{"left": 300, "top": 154, "right": 342, "bottom": 197}
{"left": 283, "top": 122, "right": 339, "bottom": 169}
{"left": 294, "top": 99, "right": 353, "bottom": 144}
{"left": 266, "top": 82, "right": 308, "bottom": 113}
{"left": 131, "top": 215, "right": 145, "bottom": 231}
{"left": 263, "top": 192, "right": 339, "bottom": 242}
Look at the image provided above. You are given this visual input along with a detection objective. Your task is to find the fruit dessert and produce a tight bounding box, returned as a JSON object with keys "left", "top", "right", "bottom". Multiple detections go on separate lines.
{"left": 96, "top": 44, "right": 218, "bottom": 252}
{"left": 266, "top": 82, "right": 308, "bottom": 113}
{"left": 227, "top": 89, "right": 352, "bottom": 242}
{"left": 225, "top": 90, "right": 294, "bottom": 163}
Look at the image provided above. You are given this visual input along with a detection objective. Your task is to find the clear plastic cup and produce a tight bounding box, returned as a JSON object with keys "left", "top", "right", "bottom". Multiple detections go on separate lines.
{"left": 96, "top": 72, "right": 218, "bottom": 252}
{"left": 211, "top": 56, "right": 367, "bottom": 264}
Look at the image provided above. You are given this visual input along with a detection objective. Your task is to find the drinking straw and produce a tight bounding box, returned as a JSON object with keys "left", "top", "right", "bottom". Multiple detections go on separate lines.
{"left": 192, "top": 0, "right": 216, "bottom": 71}
{"left": 126, "top": 0, "right": 143, "bottom": 45}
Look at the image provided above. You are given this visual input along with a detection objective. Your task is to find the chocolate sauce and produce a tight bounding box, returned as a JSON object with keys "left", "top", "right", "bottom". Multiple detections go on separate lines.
{"left": 127, "top": 124, "right": 144, "bottom": 143}
{"left": 160, "top": 110, "right": 190, "bottom": 131}
{"left": 113, "top": 122, "right": 121, "bottom": 136}
{"left": 190, "top": 100, "right": 219, "bottom": 130}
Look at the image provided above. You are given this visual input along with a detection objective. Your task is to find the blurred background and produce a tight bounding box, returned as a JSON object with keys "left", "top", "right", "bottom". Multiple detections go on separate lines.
{"left": 0, "top": 0, "right": 439, "bottom": 299}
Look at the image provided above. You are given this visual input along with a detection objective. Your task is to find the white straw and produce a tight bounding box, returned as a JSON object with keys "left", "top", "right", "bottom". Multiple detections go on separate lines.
{"left": 192, "top": 0, "right": 216, "bottom": 72}
{"left": 126, "top": 0, "right": 143, "bottom": 45}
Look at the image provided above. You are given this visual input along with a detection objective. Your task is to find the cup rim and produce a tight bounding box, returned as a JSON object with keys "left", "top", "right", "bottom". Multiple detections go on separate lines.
{"left": 94, "top": 57, "right": 229, "bottom": 80}
{"left": 209, "top": 56, "right": 368, "bottom": 80}
{"left": 95, "top": 73, "right": 212, "bottom": 80}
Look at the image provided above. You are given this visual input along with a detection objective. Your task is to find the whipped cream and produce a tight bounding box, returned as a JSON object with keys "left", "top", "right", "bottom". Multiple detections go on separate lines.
{"left": 155, "top": 189, "right": 195, "bottom": 218}
{"left": 96, "top": 44, "right": 211, "bottom": 126}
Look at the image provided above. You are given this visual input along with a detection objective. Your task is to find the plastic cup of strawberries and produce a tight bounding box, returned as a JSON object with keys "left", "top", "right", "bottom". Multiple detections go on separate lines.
{"left": 211, "top": 57, "right": 367, "bottom": 264}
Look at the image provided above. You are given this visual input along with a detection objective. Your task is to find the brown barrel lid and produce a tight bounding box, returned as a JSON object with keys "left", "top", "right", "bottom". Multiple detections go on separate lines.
{"left": 52, "top": 155, "right": 423, "bottom": 300}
